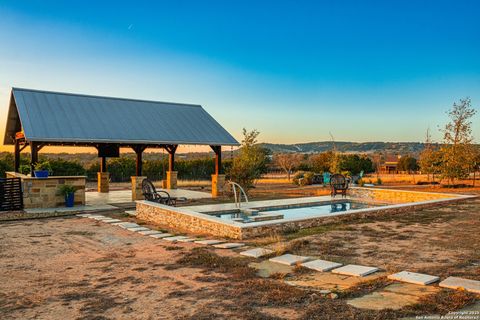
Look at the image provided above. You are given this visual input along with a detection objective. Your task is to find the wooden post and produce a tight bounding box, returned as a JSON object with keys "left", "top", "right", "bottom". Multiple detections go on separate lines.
{"left": 14, "top": 139, "right": 20, "bottom": 173}
{"left": 30, "top": 142, "right": 39, "bottom": 176}
{"left": 210, "top": 145, "right": 224, "bottom": 197}
{"left": 100, "top": 157, "right": 107, "bottom": 173}
{"left": 210, "top": 145, "right": 222, "bottom": 174}
{"left": 166, "top": 145, "right": 178, "bottom": 172}
{"left": 165, "top": 145, "right": 178, "bottom": 189}
{"left": 132, "top": 145, "right": 146, "bottom": 176}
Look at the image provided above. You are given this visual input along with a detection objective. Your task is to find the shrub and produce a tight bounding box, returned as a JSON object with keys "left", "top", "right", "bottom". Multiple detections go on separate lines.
{"left": 227, "top": 129, "right": 269, "bottom": 191}
{"left": 376, "top": 178, "right": 383, "bottom": 185}
{"left": 48, "top": 158, "right": 85, "bottom": 176}
{"left": 292, "top": 171, "right": 314, "bottom": 186}
{"left": 357, "top": 178, "right": 365, "bottom": 187}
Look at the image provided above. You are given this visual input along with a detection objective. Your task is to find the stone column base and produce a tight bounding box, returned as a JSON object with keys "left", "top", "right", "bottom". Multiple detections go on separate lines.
{"left": 131, "top": 176, "right": 146, "bottom": 201}
{"left": 166, "top": 171, "right": 177, "bottom": 189}
{"left": 211, "top": 174, "right": 226, "bottom": 197}
{"left": 97, "top": 172, "right": 110, "bottom": 193}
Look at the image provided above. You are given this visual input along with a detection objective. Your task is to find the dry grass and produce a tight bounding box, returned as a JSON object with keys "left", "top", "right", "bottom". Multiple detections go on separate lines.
{"left": 404, "top": 289, "right": 477, "bottom": 316}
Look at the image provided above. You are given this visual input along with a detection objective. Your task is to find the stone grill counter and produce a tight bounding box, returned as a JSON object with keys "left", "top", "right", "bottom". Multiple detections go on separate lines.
{"left": 6, "top": 172, "right": 86, "bottom": 208}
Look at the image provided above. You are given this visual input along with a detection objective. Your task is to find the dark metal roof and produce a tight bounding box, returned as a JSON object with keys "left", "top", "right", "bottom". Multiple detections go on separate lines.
{"left": 4, "top": 88, "right": 239, "bottom": 146}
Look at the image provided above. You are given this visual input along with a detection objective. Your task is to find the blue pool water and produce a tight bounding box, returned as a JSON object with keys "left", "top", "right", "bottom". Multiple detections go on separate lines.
{"left": 214, "top": 201, "right": 378, "bottom": 223}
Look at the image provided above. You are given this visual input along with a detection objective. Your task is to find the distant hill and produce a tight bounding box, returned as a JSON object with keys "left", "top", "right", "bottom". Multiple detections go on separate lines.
{"left": 258, "top": 141, "right": 426, "bottom": 155}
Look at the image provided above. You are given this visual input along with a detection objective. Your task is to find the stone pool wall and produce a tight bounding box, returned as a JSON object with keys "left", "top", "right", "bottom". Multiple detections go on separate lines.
{"left": 136, "top": 189, "right": 475, "bottom": 240}
{"left": 136, "top": 201, "right": 243, "bottom": 238}
{"left": 348, "top": 187, "right": 452, "bottom": 204}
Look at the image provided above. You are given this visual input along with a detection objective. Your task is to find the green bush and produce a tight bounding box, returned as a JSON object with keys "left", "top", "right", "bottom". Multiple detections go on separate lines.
{"left": 292, "top": 171, "right": 315, "bottom": 186}
{"left": 48, "top": 158, "right": 85, "bottom": 176}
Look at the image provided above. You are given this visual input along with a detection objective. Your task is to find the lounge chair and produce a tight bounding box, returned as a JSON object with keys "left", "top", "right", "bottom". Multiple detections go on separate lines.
{"left": 330, "top": 174, "right": 349, "bottom": 198}
{"left": 142, "top": 179, "right": 186, "bottom": 206}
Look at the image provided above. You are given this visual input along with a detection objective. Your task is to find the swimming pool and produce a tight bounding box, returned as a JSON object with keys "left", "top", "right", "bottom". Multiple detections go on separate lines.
{"left": 214, "top": 201, "right": 379, "bottom": 223}
{"left": 136, "top": 188, "right": 474, "bottom": 239}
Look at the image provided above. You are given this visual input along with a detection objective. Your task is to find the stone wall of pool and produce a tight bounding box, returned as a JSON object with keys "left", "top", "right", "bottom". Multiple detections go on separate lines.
{"left": 135, "top": 187, "right": 476, "bottom": 240}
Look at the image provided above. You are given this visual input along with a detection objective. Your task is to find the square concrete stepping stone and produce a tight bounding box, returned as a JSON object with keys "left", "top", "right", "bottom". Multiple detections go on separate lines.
{"left": 102, "top": 218, "right": 122, "bottom": 223}
{"left": 77, "top": 214, "right": 93, "bottom": 217}
{"left": 269, "top": 254, "right": 311, "bottom": 266}
{"left": 249, "top": 260, "right": 294, "bottom": 278}
{"left": 176, "top": 238, "right": 196, "bottom": 242}
{"left": 88, "top": 215, "right": 107, "bottom": 219}
{"left": 163, "top": 236, "right": 190, "bottom": 242}
{"left": 240, "top": 248, "right": 274, "bottom": 258}
{"left": 213, "top": 242, "right": 245, "bottom": 249}
{"left": 117, "top": 223, "right": 140, "bottom": 229}
{"left": 388, "top": 271, "right": 440, "bottom": 285}
{"left": 138, "top": 230, "right": 162, "bottom": 235}
{"left": 194, "top": 239, "right": 225, "bottom": 245}
{"left": 331, "top": 264, "right": 379, "bottom": 277}
{"left": 439, "top": 276, "right": 480, "bottom": 293}
{"left": 149, "top": 233, "right": 172, "bottom": 239}
{"left": 347, "top": 283, "right": 439, "bottom": 310}
{"left": 286, "top": 271, "right": 387, "bottom": 290}
{"left": 127, "top": 226, "right": 151, "bottom": 232}
{"left": 302, "top": 259, "right": 343, "bottom": 272}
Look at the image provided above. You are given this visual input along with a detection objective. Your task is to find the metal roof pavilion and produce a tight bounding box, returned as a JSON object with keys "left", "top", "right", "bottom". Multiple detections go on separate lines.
{"left": 4, "top": 87, "right": 238, "bottom": 146}
{"left": 4, "top": 87, "right": 238, "bottom": 177}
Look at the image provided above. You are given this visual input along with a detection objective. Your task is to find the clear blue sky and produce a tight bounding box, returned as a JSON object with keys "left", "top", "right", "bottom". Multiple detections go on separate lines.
{"left": 0, "top": 0, "right": 479, "bottom": 148}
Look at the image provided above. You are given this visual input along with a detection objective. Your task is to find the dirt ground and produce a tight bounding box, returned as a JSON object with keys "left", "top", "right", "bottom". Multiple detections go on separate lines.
{"left": 257, "top": 199, "right": 480, "bottom": 279}
{"left": 1, "top": 198, "right": 479, "bottom": 319}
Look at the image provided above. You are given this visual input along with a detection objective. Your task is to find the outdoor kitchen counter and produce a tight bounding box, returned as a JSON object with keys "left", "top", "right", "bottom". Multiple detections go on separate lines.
{"left": 6, "top": 172, "right": 86, "bottom": 208}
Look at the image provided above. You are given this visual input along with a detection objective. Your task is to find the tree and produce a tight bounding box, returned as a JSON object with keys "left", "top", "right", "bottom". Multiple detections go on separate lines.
{"left": 397, "top": 155, "right": 419, "bottom": 182}
{"left": 274, "top": 153, "right": 303, "bottom": 180}
{"left": 439, "top": 98, "right": 477, "bottom": 185}
{"left": 309, "top": 151, "right": 334, "bottom": 173}
{"left": 227, "top": 129, "right": 268, "bottom": 192}
{"left": 419, "top": 129, "right": 441, "bottom": 182}
{"left": 338, "top": 154, "right": 375, "bottom": 175}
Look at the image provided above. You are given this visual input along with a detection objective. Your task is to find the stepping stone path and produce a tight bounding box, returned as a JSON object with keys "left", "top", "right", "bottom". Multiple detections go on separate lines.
{"left": 439, "top": 276, "right": 480, "bottom": 294}
{"left": 102, "top": 219, "right": 122, "bottom": 223}
{"left": 250, "top": 260, "right": 294, "bottom": 278}
{"left": 269, "top": 254, "right": 311, "bottom": 266}
{"left": 332, "top": 264, "right": 379, "bottom": 277}
{"left": 125, "top": 210, "right": 137, "bottom": 216}
{"left": 388, "top": 271, "right": 439, "bottom": 286}
{"left": 301, "top": 259, "right": 343, "bottom": 272}
{"left": 164, "top": 236, "right": 190, "bottom": 242}
{"left": 117, "top": 223, "right": 140, "bottom": 229}
{"left": 287, "top": 271, "right": 386, "bottom": 290}
{"left": 194, "top": 239, "right": 225, "bottom": 245}
{"left": 77, "top": 214, "right": 92, "bottom": 217}
{"left": 127, "top": 226, "right": 151, "bottom": 232}
{"left": 176, "top": 238, "right": 196, "bottom": 242}
{"left": 240, "top": 248, "right": 273, "bottom": 258}
{"left": 150, "top": 233, "right": 173, "bottom": 239}
{"left": 347, "top": 283, "right": 439, "bottom": 310}
{"left": 89, "top": 215, "right": 108, "bottom": 220}
{"left": 138, "top": 230, "right": 162, "bottom": 235}
{"left": 213, "top": 243, "right": 245, "bottom": 249}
